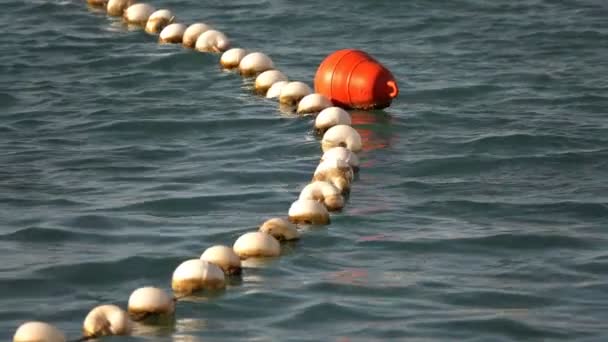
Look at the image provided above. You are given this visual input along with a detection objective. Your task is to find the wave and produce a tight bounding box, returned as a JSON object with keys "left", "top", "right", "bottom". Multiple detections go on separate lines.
{"left": 358, "top": 232, "right": 592, "bottom": 253}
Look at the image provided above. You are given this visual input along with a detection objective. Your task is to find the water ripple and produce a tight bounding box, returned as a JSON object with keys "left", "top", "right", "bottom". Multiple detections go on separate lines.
{"left": 1, "top": 0, "right": 607, "bottom": 340}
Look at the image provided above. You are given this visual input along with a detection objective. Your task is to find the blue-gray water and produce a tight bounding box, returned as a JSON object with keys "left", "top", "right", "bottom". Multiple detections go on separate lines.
{"left": 1, "top": 0, "right": 607, "bottom": 340}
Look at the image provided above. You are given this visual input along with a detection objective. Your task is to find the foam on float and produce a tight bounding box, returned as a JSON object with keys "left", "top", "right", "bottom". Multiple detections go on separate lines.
{"left": 182, "top": 23, "right": 212, "bottom": 48}
{"left": 123, "top": 3, "right": 155, "bottom": 26}
{"left": 321, "top": 146, "right": 360, "bottom": 171}
{"left": 233, "top": 232, "right": 281, "bottom": 259}
{"left": 13, "top": 322, "right": 66, "bottom": 342}
{"left": 172, "top": 259, "right": 226, "bottom": 295}
{"left": 296, "top": 93, "right": 332, "bottom": 114}
{"left": 239, "top": 52, "right": 274, "bottom": 77}
{"left": 279, "top": 81, "right": 312, "bottom": 106}
{"left": 259, "top": 217, "right": 300, "bottom": 241}
{"left": 288, "top": 199, "right": 330, "bottom": 225}
{"left": 159, "top": 23, "right": 187, "bottom": 44}
{"left": 107, "top": 0, "right": 133, "bottom": 16}
{"left": 315, "top": 107, "right": 351, "bottom": 134}
{"left": 266, "top": 81, "right": 288, "bottom": 99}
{"left": 299, "top": 181, "right": 344, "bottom": 211}
{"left": 220, "top": 48, "right": 248, "bottom": 69}
{"left": 127, "top": 287, "right": 175, "bottom": 321}
{"left": 255, "top": 70, "right": 288, "bottom": 94}
{"left": 312, "top": 158, "right": 354, "bottom": 193}
{"left": 83, "top": 304, "right": 132, "bottom": 337}
{"left": 195, "top": 29, "right": 230, "bottom": 53}
{"left": 200, "top": 245, "right": 242, "bottom": 276}
{"left": 145, "top": 9, "right": 174, "bottom": 34}
{"left": 321, "top": 124, "right": 362, "bottom": 152}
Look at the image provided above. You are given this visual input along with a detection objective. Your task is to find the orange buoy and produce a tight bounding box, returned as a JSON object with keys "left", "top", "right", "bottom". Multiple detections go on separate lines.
{"left": 314, "top": 49, "right": 398, "bottom": 110}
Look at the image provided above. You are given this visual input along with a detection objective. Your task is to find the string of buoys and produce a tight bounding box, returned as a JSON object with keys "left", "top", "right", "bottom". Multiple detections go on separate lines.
{"left": 13, "top": 1, "right": 398, "bottom": 341}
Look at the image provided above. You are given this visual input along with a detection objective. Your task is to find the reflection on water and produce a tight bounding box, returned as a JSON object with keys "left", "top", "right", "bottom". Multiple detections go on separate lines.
{"left": 241, "top": 256, "right": 279, "bottom": 269}
{"left": 131, "top": 318, "right": 176, "bottom": 337}
{"left": 172, "top": 318, "right": 208, "bottom": 342}
{"left": 173, "top": 334, "right": 205, "bottom": 342}
{"left": 175, "top": 288, "right": 227, "bottom": 303}
{"left": 326, "top": 268, "right": 369, "bottom": 286}
{"left": 132, "top": 317, "right": 208, "bottom": 341}
{"left": 175, "top": 317, "right": 208, "bottom": 333}
{"left": 325, "top": 268, "right": 413, "bottom": 288}
{"left": 350, "top": 110, "right": 395, "bottom": 153}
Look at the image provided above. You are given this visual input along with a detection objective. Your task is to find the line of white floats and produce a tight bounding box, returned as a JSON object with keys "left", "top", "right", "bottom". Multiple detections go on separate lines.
{"left": 13, "top": 1, "right": 365, "bottom": 341}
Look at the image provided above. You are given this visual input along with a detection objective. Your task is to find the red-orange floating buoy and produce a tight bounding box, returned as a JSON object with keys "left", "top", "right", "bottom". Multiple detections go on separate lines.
{"left": 314, "top": 49, "right": 399, "bottom": 110}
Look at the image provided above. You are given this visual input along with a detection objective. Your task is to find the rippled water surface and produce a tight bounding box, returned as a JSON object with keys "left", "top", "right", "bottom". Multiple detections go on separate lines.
{"left": 1, "top": 0, "right": 607, "bottom": 340}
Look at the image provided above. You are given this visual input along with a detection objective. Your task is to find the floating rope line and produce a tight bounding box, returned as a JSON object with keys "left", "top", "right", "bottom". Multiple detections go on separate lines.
{"left": 12, "top": 1, "right": 398, "bottom": 340}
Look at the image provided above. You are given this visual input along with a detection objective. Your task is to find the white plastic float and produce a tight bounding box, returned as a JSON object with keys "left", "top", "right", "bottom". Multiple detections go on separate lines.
{"left": 259, "top": 217, "right": 300, "bottom": 241}
{"left": 159, "top": 23, "right": 187, "bottom": 44}
{"left": 182, "top": 23, "right": 212, "bottom": 48}
{"left": 299, "top": 181, "right": 344, "bottom": 211}
{"left": 288, "top": 199, "right": 331, "bottom": 225}
{"left": 315, "top": 107, "right": 352, "bottom": 134}
{"left": 172, "top": 259, "right": 226, "bottom": 295}
{"left": 220, "top": 48, "right": 248, "bottom": 69}
{"left": 321, "top": 124, "right": 362, "bottom": 152}
{"left": 233, "top": 232, "right": 281, "bottom": 258}
{"left": 255, "top": 70, "right": 288, "bottom": 94}
{"left": 200, "top": 245, "right": 242, "bottom": 275}
{"left": 83, "top": 304, "right": 132, "bottom": 337}
{"left": 195, "top": 29, "right": 230, "bottom": 53}
{"left": 296, "top": 93, "right": 332, "bottom": 114}
{"left": 123, "top": 3, "right": 155, "bottom": 26}
{"left": 145, "top": 9, "right": 174, "bottom": 34}
{"left": 279, "top": 81, "right": 312, "bottom": 106}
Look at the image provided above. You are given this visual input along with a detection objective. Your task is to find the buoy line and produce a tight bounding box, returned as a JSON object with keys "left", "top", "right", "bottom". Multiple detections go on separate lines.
{"left": 13, "top": 1, "right": 399, "bottom": 340}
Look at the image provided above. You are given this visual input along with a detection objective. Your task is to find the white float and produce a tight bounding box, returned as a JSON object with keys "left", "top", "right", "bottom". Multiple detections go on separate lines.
{"left": 123, "top": 3, "right": 155, "bottom": 26}
{"left": 233, "top": 232, "right": 281, "bottom": 259}
{"left": 238, "top": 52, "right": 274, "bottom": 77}
{"left": 127, "top": 287, "right": 175, "bottom": 320}
{"left": 299, "top": 181, "right": 344, "bottom": 211}
{"left": 172, "top": 259, "right": 226, "bottom": 295}
{"left": 182, "top": 23, "right": 212, "bottom": 48}
{"left": 266, "top": 81, "right": 289, "bottom": 99}
{"left": 315, "top": 107, "right": 351, "bottom": 133}
{"left": 220, "top": 48, "right": 248, "bottom": 69}
{"left": 288, "top": 199, "right": 331, "bottom": 225}
{"left": 107, "top": 0, "right": 133, "bottom": 16}
{"left": 321, "top": 146, "right": 360, "bottom": 171}
{"left": 200, "top": 245, "right": 242, "bottom": 275}
{"left": 296, "top": 93, "right": 332, "bottom": 114}
{"left": 13, "top": 322, "right": 65, "bottom": 342}
{"left": 312, "top": 158, "right": 354, "bottom": 193}
{"left": 83, "top": 304, "right": 132, "bottom": 337}
{"left": 159, "top": 23, "right": 187, "bottom": 44}
{"left": 195, "top": 29, "right": 230, "bottom": 53}
{"left": 321, "top": 124, "right": 362, "bottom": 152}
{"left": 259, "top": 217, "right": 300, "bottom": 241}
{"left": 255, "top": 70, "right": 288, "bottom": 94}
{"left": 145, "top": 9, "right": 174, "bottom": 34}
{"left": 279, "top": 81, "right": 312, "bottom": 106}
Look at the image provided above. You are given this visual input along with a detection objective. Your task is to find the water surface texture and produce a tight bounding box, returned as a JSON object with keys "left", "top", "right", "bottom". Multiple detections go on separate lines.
{"left": 1, "top": 0, "right": 607, "bottom": 340}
